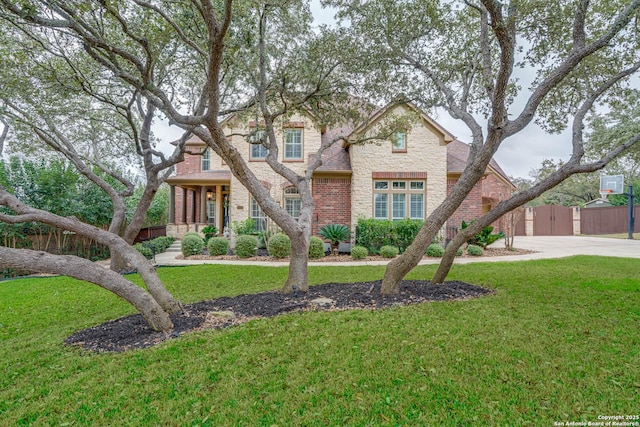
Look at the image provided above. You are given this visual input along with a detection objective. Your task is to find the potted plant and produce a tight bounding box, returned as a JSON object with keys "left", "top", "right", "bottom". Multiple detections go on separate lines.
{"left": 319, "top": 224, "right": 351, "bottom": 255}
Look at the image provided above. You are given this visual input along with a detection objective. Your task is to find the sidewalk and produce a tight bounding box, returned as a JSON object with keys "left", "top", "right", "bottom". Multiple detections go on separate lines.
{"left": 153, "top": 236, "right": 640, "bottom": 267}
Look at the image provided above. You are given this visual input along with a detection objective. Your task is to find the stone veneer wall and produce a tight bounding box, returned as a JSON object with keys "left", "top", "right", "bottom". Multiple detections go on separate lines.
{"left": 349, "top": 105, "right": 448, "bottom": 231}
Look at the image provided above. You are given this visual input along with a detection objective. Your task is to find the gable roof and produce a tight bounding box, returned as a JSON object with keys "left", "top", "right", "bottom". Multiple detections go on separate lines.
{"left": 344, "top": 101, "right": 456, "bottom": 147}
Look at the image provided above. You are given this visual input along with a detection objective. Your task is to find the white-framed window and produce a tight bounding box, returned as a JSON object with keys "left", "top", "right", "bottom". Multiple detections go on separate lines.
{"left": 373, "top": 180, "right": 426, "bottom": 220}
{"left": 250, "top": 143, "right": 268, "bottom": 160}
{"left": 250, "top": 197, "right": 268, "bottom": 232}
{"left": 284, "top": 129, "right": 303, "bottom": 160}
{"left": 202, "top": 147, "right": 211, "bottom": 171}
{"left": 284, "top": 187, "right": 301, "bottom": 219}
{"left": 392, "top": 132, "right": 406, "bottom": 152}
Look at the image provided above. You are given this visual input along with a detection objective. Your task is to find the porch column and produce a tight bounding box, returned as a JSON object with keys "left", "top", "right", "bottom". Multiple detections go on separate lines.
{"left": 200, "top": 186, "right": 207, "bottom": 224}
{"left": 215, "top": 185, "right": 223, "bottom": 231}
{"left": 181, "top": 187, "right": 187, "bottom": 224}
{"left": 191, "top": 189, "right": 197, "bottom": 224}
{"left": 169, "top": 185, "right": 175, "bottom": 223}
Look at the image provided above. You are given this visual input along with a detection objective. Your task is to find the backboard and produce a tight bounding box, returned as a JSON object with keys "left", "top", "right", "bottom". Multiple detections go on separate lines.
{"left": 599, "top": 174, "right": 624, "bottom": 198}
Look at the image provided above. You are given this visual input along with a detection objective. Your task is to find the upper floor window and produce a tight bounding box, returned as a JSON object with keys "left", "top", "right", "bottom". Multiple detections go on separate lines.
{"left": 392, "top": 132, "right": 407, "bottom": 152}
{"left": 202, "top": 147, "right": 211, "bottom": 171}
{"left": 284, "top": 129, "right": 303, "bottom": 160}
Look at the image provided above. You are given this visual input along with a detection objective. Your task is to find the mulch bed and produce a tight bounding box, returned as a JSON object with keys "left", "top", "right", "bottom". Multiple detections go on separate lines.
{"left": 65, "top": 280, "right": 494, "bottom": 353}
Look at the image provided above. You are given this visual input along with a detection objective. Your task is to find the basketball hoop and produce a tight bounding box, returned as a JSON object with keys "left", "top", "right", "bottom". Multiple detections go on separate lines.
{"left": 599, "top": 189, "right": 613, "bottom": 199}
{"left": 599, "top": 175, "right": 624, "bottom": 200}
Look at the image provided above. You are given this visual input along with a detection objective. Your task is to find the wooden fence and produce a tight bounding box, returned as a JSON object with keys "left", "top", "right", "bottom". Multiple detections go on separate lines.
{"left": 134, "top": 225, "right": 167, "bottom": 243}
{"left": 580, "top": 205, "right": 639, "bottom": 235}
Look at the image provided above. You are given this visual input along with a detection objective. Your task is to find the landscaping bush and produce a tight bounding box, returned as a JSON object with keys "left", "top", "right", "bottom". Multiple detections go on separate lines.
{"left": 267, "top": 233, "right": 291, "bottom": 258}
{"left": 456, "top": 246, "right": 464, "bottom": 256}
{"left": 235, "top": 235, "right": 258, "bottom": 258}
{"left": 319, "top": 224, "right": 351, "bottom": 252}
{"left": 207, "top": 237, "right": 229, "bottom": 256}
{"left": 461, "top": 221, "right": 505, "bottom": 248}
{"left": 182, "top": 231, "right": 201, "bottom": 240}
{"left": 380, "top": 245, "right": 399, "bottom": 258}
{"left": 426, "top": 243, "right": 445, "bottom": 257}
{"left": 134, "top": 243, "right": 154, "bottom": 260}
{"left": 356, "top": 218, "right": 423, "bottom": 254}
{"left": 201, "top": 225, "right": 217, "bottom": 243}
{"left": 351, "top": 245, "right": 368, "bottom": 260}
{"left": 181, "top": 234, "right": 204, "bottom": 256}
{"left": 232, "top": 218, "right": 257, "bottom": 235}
{"left": 467, "top": 244, "right": 484, "bottom": 256}
{"left": 309, "top": 236, "right": 325, "bottom": 259}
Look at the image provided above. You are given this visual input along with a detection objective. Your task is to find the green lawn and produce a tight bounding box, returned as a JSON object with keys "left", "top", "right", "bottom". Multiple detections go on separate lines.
{"left": 1, "top": 257, "right": 639, "bottom": 426}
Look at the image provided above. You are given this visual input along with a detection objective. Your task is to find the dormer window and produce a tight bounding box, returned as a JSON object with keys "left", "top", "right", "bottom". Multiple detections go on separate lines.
{"left": 392, "top": 132, "right": 407, "bottom": 152}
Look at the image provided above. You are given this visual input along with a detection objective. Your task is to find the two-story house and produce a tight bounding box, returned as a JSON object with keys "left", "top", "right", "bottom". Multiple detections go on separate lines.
{"left": 165, "top": 102, "right": 515, "bottom": 240}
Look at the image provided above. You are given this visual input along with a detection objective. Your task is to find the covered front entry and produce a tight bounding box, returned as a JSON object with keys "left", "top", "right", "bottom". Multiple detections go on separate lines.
{"left": 165, "top": 171, "right": 232, "bottom": 238}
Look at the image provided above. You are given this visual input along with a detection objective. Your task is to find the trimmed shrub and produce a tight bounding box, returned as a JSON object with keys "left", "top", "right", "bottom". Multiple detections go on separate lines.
{"left": 181, "top": 234, "right": 204, "bottom": 256}
{"left": 356, "top": 218, "right": 423, "bottom": 254}
{"left": 351, "top": 245, "right": 368, "bottom": 260}
{"left": 235, "top": 235, "right": 258, "bottom": 258}
{"left": 268, "top": 233, "right": 291, "bottom": 258}
{"left": 380, "top": 245, "right": 399, "bottom": 258}
{"left": 182, "top": 232, "right": 201, "bottom": 239}
{"left": 309, "top": 236, "right": 325, "bottom": 259}
{"left": 134, "top": 243, "right": 154, "bottom": 260}
{"left": 207, "top": 237, "right": 229, "bottom": 256}
{"left": 456, "top": 246, "right": 464, "bottom": 256}
{"left": 467, "top": 244, "right": 484, "bottom": 256}
{"left": 426, "top": 243, "right": 445, "bottom": 257}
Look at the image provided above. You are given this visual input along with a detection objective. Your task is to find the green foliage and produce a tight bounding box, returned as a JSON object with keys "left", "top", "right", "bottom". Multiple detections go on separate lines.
{"left": 181, "top": 234, "right": 204, "bottom": 257}
{"left": 356, "top": 218, "right": 423, "bottom": 254}
{"left": 134, "top": 243, "right": 154, "bottom": 260}
{"left": 234, "top": 235, "right": 258, "bottom": 258}
{"left": 467, "top": 244, "right": 484, "bottom": 256}
{"left": 350, "top": 245, "right": 369, "bottom": 260}
{"left": 461, "top": 221, "right": 505, "bottom": 248}
{"left": 379, "top": 245, "right": 399, "bottom": 258}
{"left": 426, "top": 243, "right": 445, "bottom": 257}
{"left": 141, "top": 236, "right": 175, "bottom": 255}
{"left": 232, "top": 218, "right": 257, "bottom": 235}
{"left": 456, "top": 246, "right": 464, "bottom": 256}
{"left": 207, "top": 237, "right": 229, "bottom": 256}
{"left": 308, "top": 236, "right": 325, "bottom": 259}
{"left": 201, "top": 225, "right": 217, "bottom": 237}
{"left": 267, "top": 233, "right": 291, "bottom": 258}
{"left": 319, "top": 224, "right": 351, "bottom": 246}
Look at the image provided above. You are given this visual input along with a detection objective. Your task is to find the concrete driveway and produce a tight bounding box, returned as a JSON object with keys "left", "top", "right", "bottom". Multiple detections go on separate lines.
{"left": 495, "top": 235, "right": 640, "bottom": 261}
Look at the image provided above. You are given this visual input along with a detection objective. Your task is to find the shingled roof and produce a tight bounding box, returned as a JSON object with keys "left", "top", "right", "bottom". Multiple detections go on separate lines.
{"left": 447, "top": 139, "right": 513, "bottom": 187}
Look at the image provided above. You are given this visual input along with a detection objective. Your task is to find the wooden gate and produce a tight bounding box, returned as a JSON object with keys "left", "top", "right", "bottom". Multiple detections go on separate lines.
{"left": 533, "top": 205, "right": 573, "bottom": 236}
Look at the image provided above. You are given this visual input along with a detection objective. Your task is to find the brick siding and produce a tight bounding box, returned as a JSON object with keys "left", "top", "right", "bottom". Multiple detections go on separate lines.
{"left": 312, "top": 177, "right": 351, "bottom": 235}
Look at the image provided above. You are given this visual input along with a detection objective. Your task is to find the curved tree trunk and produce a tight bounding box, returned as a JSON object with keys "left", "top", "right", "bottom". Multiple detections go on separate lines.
{"left": 0, "top": 246, "right": 173, "bottom": 332}
{"left": 110, "top": 241, "right": 183, "bottom": 314}
{"left": 281, "top": 230, "right": 310, "bottom": 293}
{"left": 431, "top": 228, "right": 474, "bottom": 284}
{"left": 381, "top": 220, "right": 441, "bottom": 294}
